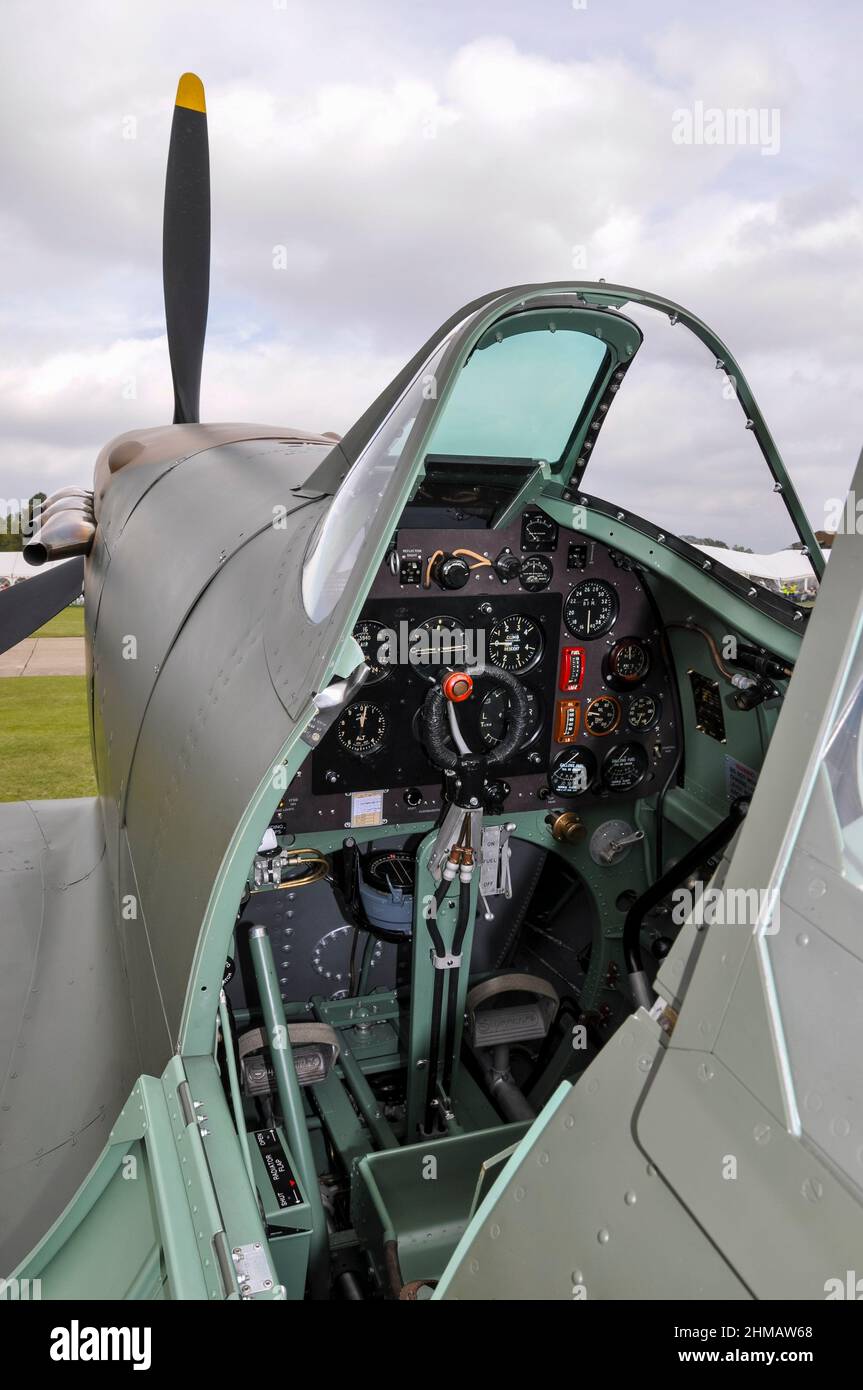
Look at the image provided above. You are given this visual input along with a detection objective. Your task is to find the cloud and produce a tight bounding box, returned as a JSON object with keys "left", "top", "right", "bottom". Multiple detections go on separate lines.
{"left": 0, "top": 4, "right": 860, "bottom": 545}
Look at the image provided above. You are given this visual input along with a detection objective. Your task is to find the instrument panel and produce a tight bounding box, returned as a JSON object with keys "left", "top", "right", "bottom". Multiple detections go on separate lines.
{"left": 273, "top": 512, "right": 680, "bottom": 834}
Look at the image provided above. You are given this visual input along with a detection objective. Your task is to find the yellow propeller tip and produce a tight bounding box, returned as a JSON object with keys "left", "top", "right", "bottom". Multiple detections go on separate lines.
{"left": 175, "top": 72, "right": 206, "bottom": 114}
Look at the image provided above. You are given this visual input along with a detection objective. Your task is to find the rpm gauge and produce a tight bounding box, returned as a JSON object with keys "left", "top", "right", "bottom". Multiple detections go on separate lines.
{"left": 563, "top": 579, "right": 619, "bottom": 640}
{"left": 584, "top": 694, "right": 621, "bottom": 737}
{"left": 479, "top": 684, "right": 541, "bottom": 748}
{"left": 627, "top": 692, "right": 660, "bottom": 730}
{"left": 336, "top": 701, "right": 386, "bottom": 756}
{"left": 549, "top": 748, "right": 598, "bottom": 798}
{"left": 352, "top": 619, "right": 390, "bottom": 685}
{"left": 488, "top": 614, "right": 543, "bottom": 673}
{"left": 519, "top": 554, "right": 553, "bottom": 592}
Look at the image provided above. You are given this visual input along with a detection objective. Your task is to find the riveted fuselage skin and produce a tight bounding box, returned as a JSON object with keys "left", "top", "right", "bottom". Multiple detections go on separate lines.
{"left": 87, "top": 428, "right": 334, "bottom": 1071}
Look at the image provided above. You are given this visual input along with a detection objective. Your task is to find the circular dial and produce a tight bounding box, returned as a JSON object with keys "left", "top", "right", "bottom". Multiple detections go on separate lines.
{"left": 488, "top": 614, "right": 543, "bottom": 673}
{"left": 411, "top": 615, "right": 468, "bottom": 680}
{"left": 336, "top": 701, "right": 386, "bottom": 756}
{"left": 366, "top": 851, "right": 415, "bottom": 892}
{"left": 602, "top": 742, "right": 649, "bottom": 792}
{"left": 519, "top": 554, "right": 553, "bottom": 592}
{"left": 522, "top": 512, "right": 557, "bottom": 549}
{"left": 627, "top": 692, "right": 660, "bottom": 730}
{"left": 353, "top": 619, "right": 390, "bottom": 684}
{"left": 549, "top": 747, "right": 597, "bottom": 798}
{"left": 479, "top": 684, "right": 541, "bottom": 748}
{"left": 607, "top": 638, "right": 650, "bottom": 684}
{"left": 584, "top": 694, "right": 621, "bottom": 737}
{"left": 563, "top": 579, "right": 619, "bottom": 640}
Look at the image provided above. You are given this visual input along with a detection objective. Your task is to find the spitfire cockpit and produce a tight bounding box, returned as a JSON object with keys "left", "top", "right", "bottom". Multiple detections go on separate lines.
{"left": 3, "top": 74, "right": 856, "bottom": 1307}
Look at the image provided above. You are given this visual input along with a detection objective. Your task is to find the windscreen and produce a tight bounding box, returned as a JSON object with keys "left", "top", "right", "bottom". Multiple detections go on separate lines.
{"left": 425, "top": 309, "right": 609, "bottom": 465}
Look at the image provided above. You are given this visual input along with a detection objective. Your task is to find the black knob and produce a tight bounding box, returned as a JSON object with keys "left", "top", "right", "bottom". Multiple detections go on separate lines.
{"left": 404, "top": 787, "right": 423, "bottom": 808}
{"left": 494, "top": 551, "right": 522, "bottom": 583}
{"left": 432, "top": 554, "right": 471, "bottom": 590}
{"left": 483, "top": 779, "right": 510, "bottom": 810}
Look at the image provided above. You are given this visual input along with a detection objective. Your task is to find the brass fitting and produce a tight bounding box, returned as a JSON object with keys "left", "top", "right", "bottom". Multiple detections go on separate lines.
{"left": 547, "top": 811, "right": 585, "bottom": 845}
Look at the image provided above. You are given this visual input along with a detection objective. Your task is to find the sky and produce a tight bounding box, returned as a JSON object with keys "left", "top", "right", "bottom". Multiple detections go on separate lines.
{"left": 1, "top": 0, "right": 861, "bottom": 549}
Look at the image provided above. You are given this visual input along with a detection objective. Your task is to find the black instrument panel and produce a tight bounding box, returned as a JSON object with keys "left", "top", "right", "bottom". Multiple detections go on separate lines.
{"left": 273, "top": 514, "right": 680, "bottom": 833}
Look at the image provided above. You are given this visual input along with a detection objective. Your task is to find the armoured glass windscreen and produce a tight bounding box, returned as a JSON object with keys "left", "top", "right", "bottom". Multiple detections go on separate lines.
{"left": 424, "top": 310, "right": 609, "bottom": 465}
{"left": 578, "top": 305, "right": 821, "bottom": 604}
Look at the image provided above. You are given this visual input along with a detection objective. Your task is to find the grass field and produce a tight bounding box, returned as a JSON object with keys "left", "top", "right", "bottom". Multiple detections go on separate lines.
{"left": 32, "top": 604, "right": 85, "bottom": 638}
{"left": 0, "top": 676, "right": 96, "bottom": 800}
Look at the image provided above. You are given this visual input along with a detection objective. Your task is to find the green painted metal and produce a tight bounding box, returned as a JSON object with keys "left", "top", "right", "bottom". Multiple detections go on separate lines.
{"left": 14, "top": 1072, "right": 212, "bottom": 1300}
{"left": 178, "top": 1055, "right": 282, "bottom": 1299}
{"left": 309, "top": 1069, "right": 376, "bottom": 1174}
{"left": 247, "top": 1126, "right": 312, "bottom": 1300}
{"left": 405, "top": 830, "right": 481, "bottom": 1138}
{"left": 218, "top": 989, "right": 256, "bottom": 1194}
{"left": 248, "top": 926, "right": 328, "bottom": 1297}
{"left": 353, "top": 1120, "right": 531, "bottom": 1289}
{"left": 313, "top": 995, "right": 398, "bottom": 1151}
{"left": 539, "top": 495, "right": 804, "bottom": 663}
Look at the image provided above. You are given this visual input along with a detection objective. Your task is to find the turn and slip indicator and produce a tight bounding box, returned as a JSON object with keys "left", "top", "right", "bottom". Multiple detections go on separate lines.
{"left": 559, "top": 645, "right": 586, "bottom": 693}
{"left": 554, "top": 699, "right": 581, "bottom": 743}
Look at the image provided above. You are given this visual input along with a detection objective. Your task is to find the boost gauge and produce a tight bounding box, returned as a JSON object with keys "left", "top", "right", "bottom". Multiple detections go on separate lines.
{"left": 488, "top": 614, "right": 543, "bottom": 673}
{"left": 336, "top": 702, "right": 386, "bottom": 756}
{"left": 564, "top": 579, "right": 619, "bottom": 640}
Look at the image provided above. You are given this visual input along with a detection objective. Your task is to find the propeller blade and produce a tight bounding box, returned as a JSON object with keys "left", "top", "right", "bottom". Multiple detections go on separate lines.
{"left": 163, "top": 72, "right": 210, "bottom": 425}
{"left": 0, "top": 558, "right": 84, "bottom": 656}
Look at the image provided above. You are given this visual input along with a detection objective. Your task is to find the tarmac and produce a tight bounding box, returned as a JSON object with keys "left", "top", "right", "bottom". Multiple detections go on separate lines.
{"left": 0, "top": 638, "right": 86, "bottom": 677}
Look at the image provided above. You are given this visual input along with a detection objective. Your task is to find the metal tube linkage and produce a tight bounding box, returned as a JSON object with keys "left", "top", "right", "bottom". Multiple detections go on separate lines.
{"left": 248, "top": 925, "right": 330, "bottom": 1299}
